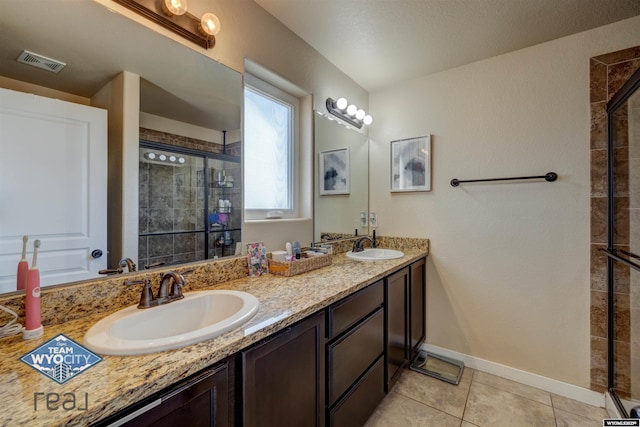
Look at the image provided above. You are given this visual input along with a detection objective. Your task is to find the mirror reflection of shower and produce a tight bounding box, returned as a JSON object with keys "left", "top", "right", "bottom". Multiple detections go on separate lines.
{"left": 138, "top": 143, "right": 241, "bottom": 269}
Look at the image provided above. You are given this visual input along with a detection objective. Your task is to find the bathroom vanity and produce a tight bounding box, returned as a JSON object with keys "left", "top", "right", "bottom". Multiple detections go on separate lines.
{"left": 99, "top": 256, "right": 426, "bottom": 427}
{"left": 0, "top": 242, "right": 428, "bottom": 427}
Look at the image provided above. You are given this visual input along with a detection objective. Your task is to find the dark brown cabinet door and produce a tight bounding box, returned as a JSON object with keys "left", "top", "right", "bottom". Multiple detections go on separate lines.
{"left": 409, "top": 258, "right": 426, "bottom": 360}
{"left": 385, "top": 267, "right": 409, "bottom": 391}
{"left": 242, "top": 312, "right": 325, "bottom": 427}
{"left": 99, "top": 360, "right": 231, "bottom": 427}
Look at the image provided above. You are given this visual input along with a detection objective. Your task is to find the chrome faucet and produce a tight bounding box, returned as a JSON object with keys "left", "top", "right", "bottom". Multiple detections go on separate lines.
{"left": 352, "top": 236, "right": 376, "bottom": 252}
{"left": 119, "top": 257, "right": 137, "bottom": 272}
{"left": 124, "top": 270, "right": 192, "bottom": 309}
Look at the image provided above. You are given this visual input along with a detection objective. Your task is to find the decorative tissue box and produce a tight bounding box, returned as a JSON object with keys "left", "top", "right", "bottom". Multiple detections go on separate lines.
{"left": 268, "top": 253, "right": 332, "bottom": 277}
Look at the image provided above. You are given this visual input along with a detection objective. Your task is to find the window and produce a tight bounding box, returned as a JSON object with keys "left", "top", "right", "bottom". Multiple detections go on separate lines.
{"left": 244, "top": 74, "right": 299, "bottom": 219}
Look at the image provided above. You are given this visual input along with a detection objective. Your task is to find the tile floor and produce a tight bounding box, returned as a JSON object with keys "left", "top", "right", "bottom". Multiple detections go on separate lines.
{"left": 365, "top": 367, "right": 610, "bottom": 427}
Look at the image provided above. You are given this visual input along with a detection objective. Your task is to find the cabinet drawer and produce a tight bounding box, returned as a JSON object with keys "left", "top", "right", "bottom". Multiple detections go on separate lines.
{"left": 328, "top": 280, "right": 383, "bottom": 339}
{"left": 327, "top": 308, "right": 384, "bottom": 404}
{"left": 329, "top": 356, "right": 384, "bottom": 427}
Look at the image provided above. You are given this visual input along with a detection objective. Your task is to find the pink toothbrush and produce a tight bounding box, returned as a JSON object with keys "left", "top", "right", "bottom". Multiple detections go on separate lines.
{"left": 16, "top": 235, "right": 28, "bottom": 291}
{"left": 24, "top": 239, "right": 43, "bottom": 340}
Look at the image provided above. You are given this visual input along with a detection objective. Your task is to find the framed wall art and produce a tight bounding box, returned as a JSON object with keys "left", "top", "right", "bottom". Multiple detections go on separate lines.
{"left": 319, "top": 148, "right": 350, "bottom": 195}
{"left": 390, "top": 135, "right": 431, "bottom": 192}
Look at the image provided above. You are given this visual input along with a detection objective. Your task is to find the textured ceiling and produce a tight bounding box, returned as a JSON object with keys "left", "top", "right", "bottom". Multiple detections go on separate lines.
{"left": 255, "top": 0, "right": 640, "bottom": 91}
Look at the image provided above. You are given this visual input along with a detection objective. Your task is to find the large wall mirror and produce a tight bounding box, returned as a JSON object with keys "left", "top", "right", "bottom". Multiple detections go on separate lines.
{"left": 0, "top": 1, "right": 241, "bottom": 294}
{"left": 313, "top": 112, "right": 369, "bottom": 241}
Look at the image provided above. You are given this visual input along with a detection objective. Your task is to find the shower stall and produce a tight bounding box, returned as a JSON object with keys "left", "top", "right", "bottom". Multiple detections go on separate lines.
{"left": 603, "top": 66, "right": 640, "bottom": 417}
{"left": 138, "top": 141, "right": 241, "bottom": 269}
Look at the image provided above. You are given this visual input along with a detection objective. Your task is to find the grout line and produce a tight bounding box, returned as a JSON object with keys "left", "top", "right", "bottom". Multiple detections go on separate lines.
{"left": 470, "top": 375, "right": 555, "bottom": 408}
{"left": 551, "top": 402, "right": 561, "bottom": 427}
{"left": 460, "top": 368, "right": 475, "bottom": 425}
{"left": 393, "top": 387, "right": 463, "bottom": 421}
{"left": 392, "top": 370, "right": 469, "bottom": 421}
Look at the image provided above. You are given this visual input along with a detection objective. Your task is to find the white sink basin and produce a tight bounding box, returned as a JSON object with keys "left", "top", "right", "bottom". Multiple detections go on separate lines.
{"left": 84, "top": 290, "right": 259, "bottom": 356}
{"left": 346, "top": 248, "right": 404, "bottom": 261}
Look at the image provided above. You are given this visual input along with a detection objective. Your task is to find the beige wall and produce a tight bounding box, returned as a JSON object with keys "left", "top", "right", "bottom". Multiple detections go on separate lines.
{"left": 368, "top": 16, "right": 640, "bottom": 388}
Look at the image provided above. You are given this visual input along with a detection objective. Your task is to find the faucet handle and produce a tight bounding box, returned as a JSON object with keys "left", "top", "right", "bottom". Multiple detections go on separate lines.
{"left": 124, "top": 278, "right": 155, "bottom": 309}
{"left": 144, "top": 261, "right": 165, "bottom": 269}
{"left": 100, "top": 268, "right": 123, "bottom": 275}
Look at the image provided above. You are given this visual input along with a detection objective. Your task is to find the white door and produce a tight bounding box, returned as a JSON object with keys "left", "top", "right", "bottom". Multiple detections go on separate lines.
{"left": 0, "top": 88, "right": 107, "bottom": 293}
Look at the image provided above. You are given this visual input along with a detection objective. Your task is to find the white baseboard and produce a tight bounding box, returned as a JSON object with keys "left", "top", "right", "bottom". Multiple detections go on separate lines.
{"left": 421, "top": 343, "right": 605, "bottom": 408}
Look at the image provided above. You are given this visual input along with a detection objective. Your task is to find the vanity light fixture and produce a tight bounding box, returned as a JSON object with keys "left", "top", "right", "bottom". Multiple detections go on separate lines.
{"left": 198, "top": 12, "right": 221, "bottom": 39}
{"left": 112, "top": 0, "right": 220, "bottom": 49}
{"left": 326, "top": 97, "right": 373, "bottom": 129}
{"left": 144, "top": 152, "right": 185, "bottom": 165}
{"left": 162, "top": 0, "right": 187, "bottom": 16}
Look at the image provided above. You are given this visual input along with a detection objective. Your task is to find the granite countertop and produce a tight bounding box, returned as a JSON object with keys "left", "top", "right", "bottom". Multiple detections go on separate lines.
{"left": 0, "top": 249, "right": 427, "bottom": 427}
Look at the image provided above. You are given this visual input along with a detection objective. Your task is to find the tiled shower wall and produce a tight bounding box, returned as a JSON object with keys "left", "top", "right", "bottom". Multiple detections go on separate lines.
{"left": 590, "top": 45, "right": 640, "bottom": 394}
{"left": 139, "top": 155, "right": 203, "bottom": 268}
{"left": 138, "top": 128, "right": 242, "bottom": 268}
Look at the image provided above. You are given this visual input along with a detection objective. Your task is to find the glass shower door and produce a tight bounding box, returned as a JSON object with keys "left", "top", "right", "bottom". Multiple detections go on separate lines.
{"left": 605, "top": 67, "right": 640, "bottom": 416}
{"left": 139, "top": 146, "right": 205, "bottom": 269}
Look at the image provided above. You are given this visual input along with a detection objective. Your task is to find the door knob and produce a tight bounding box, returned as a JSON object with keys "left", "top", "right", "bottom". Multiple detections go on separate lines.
{"left": 91, "top": 249, "right": 103, "bottom": 259}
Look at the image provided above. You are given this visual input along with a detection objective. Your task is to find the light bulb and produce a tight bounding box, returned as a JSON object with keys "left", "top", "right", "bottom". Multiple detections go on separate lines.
{"left": 363, "top": 115, "right": 373, "bottom": 125}
{"left": 169, "top": 155, "right": 177, "bottom": 162}
{"left": 145, "top": 152, "right": 156, "bottom": 160}
{"left": 162, "top": 0, "right": 187, "bottom": 16}
{"left": 178, "top": 157, "right": 185, "bottom": 164}
{"left": 199, "top": 13, "right": 221, "bottom": 37}
{"left": 335, "top": 97, "right": 348, "bottom": 110}
{"left": 159, "top": 154, "right": 167, "bottom": 161}
{"left": 355, "top": 109, "right": 365, "bottom": 120}
{"left": 346, "top": 104, "right": 357, "bottom": 116}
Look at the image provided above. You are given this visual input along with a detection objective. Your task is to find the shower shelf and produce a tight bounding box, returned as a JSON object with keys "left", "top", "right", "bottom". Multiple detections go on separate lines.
{"left": 214, "top": 181, "right": 235, "bottom": 188}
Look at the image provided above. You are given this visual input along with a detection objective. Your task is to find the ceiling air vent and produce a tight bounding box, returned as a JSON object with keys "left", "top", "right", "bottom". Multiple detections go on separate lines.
{"left": 17, "top": 50, "right": 66, "bottom": 73}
